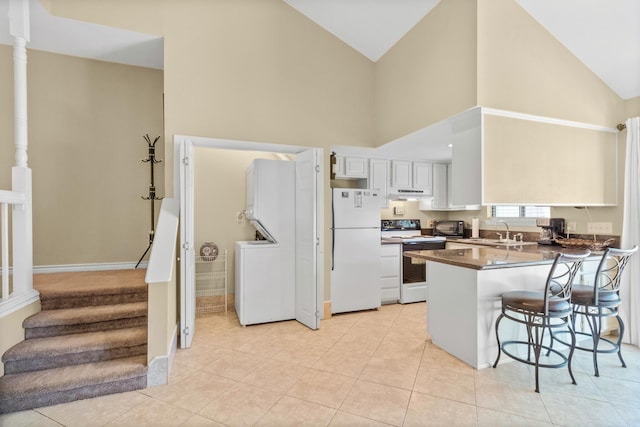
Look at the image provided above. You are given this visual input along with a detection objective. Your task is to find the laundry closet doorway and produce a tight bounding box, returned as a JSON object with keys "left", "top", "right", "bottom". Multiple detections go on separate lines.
{"left": 175, "top": 136, "right": 324, "bottom": 349}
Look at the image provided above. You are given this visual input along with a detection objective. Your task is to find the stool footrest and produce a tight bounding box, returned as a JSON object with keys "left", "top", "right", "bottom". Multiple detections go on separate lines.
{"left": 501, "top": 340, "right": 570, "bottom": 369}
{"left": 553, "top": 330, "right": 619, "bottom": 354}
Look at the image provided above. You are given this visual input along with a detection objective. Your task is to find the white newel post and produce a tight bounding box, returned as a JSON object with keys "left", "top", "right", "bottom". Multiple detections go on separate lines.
{"left": 8, "top": 0, "right": 37, "bottom": 309}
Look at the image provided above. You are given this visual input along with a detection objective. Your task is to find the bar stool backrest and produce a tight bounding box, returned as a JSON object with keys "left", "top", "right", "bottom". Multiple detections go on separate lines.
{"left": 544, "top": 252, "right": 590, "bottom": 314}
{"left": 592, "top": 246, "right": 638, "bottom": 305}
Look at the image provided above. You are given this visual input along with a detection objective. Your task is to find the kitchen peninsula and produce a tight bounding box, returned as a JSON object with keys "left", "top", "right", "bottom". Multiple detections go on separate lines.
{"left": 406, "top": 245, "right": 592, "bottom": 369}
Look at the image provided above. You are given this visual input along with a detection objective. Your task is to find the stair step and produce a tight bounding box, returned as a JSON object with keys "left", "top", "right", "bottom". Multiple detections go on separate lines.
{"left": 0, "top": 355, "right": 147, "bottom": 414}
{"left": 2, "top": 327, "right": 147, "bottom": 374}
{"left": 24, "top": 302, "right": 148, "bottom": 339}
{"left": 35, "top": 269, "right": 148, "bottom": 310}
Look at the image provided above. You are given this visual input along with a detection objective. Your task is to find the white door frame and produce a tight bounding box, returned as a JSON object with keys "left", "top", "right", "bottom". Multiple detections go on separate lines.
{"left": 174, "top": 135, "right": 324, "bottom": 347}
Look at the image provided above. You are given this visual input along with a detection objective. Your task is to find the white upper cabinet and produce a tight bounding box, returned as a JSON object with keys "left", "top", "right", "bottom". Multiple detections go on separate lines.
{"left": 369, "top": 159, "right": 389, "bottom": 206}
{"left": 335, "top": 155, "right": 368, "bottom": 179}
{"left": 412, "top": 162, "right": 433, "bottom": 194}
{"left": 390, "top": 160, "right": 432, "bottom": 195}
{"left": 447, "top": 163, "right": 466, "bottom": 210}
{"left": 431, "top": 163, "right": 448, "bottom": 209}
{"left": 390, "top": 160, "right": 412, "bottom": 189}
{"left": 428, "top": 162, "right": 468, "bottom": 211}
{"left": 451, "top": 109, "right": 483, "bottom": 207}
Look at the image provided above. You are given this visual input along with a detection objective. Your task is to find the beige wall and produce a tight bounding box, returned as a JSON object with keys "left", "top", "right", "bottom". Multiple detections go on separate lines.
{"left": 477, "top": 0, "right": 624, "bottom": 125}
{"left": 147, "top": 273, "right": 176, "bottom": 362}
{"left": 22, "top": 0, "right": 637, "bottom": 297}
{"left": 625, "top": 97, "right": 640, "bottom": 118}
{"left": 374, "top": 0, "right": 478, "bottom": 146}
{"left": 163, "top": 0, "right": 374, "bottom": 301}
{"left": 0, "top": 48, "right": 164, "bottom": 266}
{"left": 161, "top": 0, "right": 375, "bottom": 196}
{"left": 193, "top": 148, "right": 276, "bottom": 294}
{"left": 46, "top": 0, "right": 375, "bottom": 302}
{"left": 473, "top": 0, "right": 627, "bottom": 237}
{"left": 381, "top": 200, "right": 449, "bottom": 225}
{"left": 0, "top": 301, "right": 40, "bottom": 376}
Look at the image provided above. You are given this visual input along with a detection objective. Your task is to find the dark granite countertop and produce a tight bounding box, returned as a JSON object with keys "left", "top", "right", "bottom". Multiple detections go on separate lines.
{"left": 381, "top": 240, "right": 402, "bottom": 245}
{"left": 404, "top": 245, "right": 594, "bottom": 270}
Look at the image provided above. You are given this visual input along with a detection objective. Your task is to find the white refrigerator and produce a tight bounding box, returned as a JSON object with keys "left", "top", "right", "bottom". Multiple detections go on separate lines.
{"left": 330, "top": 188, "right": 381, "bottom": 314}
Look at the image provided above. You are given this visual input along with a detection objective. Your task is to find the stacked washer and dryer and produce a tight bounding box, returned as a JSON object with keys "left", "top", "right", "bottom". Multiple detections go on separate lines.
{"left": 235, "top": 159, "right": 295, "bottom": 326}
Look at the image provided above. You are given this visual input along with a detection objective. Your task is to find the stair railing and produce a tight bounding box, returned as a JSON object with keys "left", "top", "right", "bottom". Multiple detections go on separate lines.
{"left": 0, "top": 0, "right": 38, "bottom": 317}
{"left": 0, "top": 190, "right": 23, "bottom": 301}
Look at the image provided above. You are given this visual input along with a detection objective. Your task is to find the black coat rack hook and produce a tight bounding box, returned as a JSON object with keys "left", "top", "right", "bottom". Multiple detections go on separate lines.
{"left": 136, "top": 133, "right": 163, "bottom": 268}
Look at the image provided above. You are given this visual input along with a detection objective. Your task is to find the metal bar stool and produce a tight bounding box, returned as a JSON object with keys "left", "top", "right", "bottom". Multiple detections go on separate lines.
{"left": 492, "top": 251, "right": 590, "bottom": 393}
{"left": 568, "top": 246, "right": 638, "bottom": 377}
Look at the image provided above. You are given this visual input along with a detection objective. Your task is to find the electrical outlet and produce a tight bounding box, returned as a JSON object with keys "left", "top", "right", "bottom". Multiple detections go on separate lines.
{"left": 587, "top": 222, "right": 612, "bottom": 234}
{"left": 567, "top": 222, "right": 577, "bottom": 232}
{"left": 236, "top": 211, "right": 245, "bottom": 224}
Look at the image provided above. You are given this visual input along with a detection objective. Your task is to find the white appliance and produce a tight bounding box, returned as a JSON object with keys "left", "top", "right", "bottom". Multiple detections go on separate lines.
{"left": 330, "top": 188, "right": 381, "bottom": 314}
{"left": 236, "top": 159, "right": 295, "bottom": 326}
{"left": 244, "top": 159, "right": 294, "bottom": 243}
{"left": 380, "top": 219, "right": 446, "bottom": 304}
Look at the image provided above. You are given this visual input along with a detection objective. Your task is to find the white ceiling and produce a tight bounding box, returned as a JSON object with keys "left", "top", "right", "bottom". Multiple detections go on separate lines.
{"left": 285, "top": 0, "right": 640, "bottom": 100}
{"left": 0, "top": 0, "right": 637, "bottom": 99}
{"left": 284, "top": 0, "right": 441, "bottom": 62}
{"left": 0, "top": 0, "right": 163, "bottom": 69}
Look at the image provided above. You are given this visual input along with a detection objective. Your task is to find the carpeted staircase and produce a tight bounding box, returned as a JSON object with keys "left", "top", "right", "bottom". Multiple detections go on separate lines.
{"left": 0, "top": 270, "right": 149, "bottom": 414}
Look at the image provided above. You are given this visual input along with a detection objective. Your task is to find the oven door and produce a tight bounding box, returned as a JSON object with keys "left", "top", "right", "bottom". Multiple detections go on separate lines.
{"left": 402, "top": 241, "right": 445, "bottom": 284}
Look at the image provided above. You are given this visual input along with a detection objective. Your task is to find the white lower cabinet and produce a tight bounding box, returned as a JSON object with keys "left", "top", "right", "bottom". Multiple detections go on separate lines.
{"left": 380, "top": 243, "right": 401, "bottom": 303}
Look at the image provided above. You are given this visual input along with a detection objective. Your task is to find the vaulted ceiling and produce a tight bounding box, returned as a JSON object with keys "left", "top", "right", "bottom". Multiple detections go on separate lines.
{"left": 1, "top": 0, "right": 638, "bottom": 100}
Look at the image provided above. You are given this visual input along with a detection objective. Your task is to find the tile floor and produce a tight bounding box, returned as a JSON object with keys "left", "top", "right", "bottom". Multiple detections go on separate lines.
{"left": 3, "top": 302, "right": 640, "bottom": 426}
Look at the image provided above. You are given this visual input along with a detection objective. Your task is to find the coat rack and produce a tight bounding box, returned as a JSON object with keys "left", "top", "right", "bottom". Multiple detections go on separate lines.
{"left": 136, "top": 134, "right": 162, "bottom": 268}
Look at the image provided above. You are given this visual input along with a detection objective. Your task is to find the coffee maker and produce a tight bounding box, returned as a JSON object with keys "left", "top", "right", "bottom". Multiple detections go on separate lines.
{"left": 536, "top": 218, "right": 565, "bottom": 245}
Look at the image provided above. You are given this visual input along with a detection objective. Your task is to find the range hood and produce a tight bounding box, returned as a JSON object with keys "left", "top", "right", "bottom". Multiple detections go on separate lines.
{"left": 388, "top": 189, "right": 434, "bottom": 200}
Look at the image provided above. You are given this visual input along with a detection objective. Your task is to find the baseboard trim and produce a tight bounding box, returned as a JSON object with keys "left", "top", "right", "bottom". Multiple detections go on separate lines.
{"left": 34, "top": 261, "right": 149, "bottom": 274}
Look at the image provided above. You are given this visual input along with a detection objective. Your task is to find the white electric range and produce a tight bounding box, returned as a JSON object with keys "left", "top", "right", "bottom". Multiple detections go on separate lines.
{"left": 381, "top": 220, "right": 446, "bottom": 303}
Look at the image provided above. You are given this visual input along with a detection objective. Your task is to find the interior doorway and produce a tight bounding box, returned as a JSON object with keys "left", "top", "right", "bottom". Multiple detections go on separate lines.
{"left": 175, "top": 135, "right": 324, "bottom": 348}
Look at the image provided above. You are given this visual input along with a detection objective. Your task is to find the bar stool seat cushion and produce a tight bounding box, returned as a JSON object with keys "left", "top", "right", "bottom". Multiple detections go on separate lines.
{"left": 502, "top": 291, "right": 571, "bottom": 316}
{"left": 571, "top": 284, "right": 620, "bottom": 307}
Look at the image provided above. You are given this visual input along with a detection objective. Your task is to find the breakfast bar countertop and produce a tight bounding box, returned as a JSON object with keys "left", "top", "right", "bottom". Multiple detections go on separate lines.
{"left": 404, "top": 245, "right": 593, "bottom": 270}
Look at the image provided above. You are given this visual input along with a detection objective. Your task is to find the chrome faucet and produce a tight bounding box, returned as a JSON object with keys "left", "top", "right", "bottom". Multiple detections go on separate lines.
{"left": 498, "top": 220, "right": 510, "bottom": 241}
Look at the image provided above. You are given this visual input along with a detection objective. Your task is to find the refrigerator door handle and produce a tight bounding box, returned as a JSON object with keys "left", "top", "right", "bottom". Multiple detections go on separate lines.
{"left": 331, "top": 190, "right": 335, "bottom": 270}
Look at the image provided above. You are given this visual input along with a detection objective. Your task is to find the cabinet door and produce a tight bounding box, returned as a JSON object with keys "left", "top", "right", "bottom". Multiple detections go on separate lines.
{"left": 335, "top": 155, "right": 367, "bottom": 179}
{"left": 451, "top": 110, "right": 482, "bottom": 206}
{"left": 446, "top": 163, "right": 465, "bottom": 209}
{"left": 334, "top": 155, "right": 345, "bottom": 178}
{"left": 380, "top": 244, "right": 401, "bottom": 302}
{"left": 391, "top": 160, "right": 412, "bottom": 188}
{"left": 412, "top": 162, "right": 433, "bottom": 194}
{"left": 369, "top": 159, "right": 389, "bottom": 207}
{"left": 344, "top": 156, "right": 367, "bottom": 178}
{"left": 432, "top": 163, "right": 447, "bottom": 209}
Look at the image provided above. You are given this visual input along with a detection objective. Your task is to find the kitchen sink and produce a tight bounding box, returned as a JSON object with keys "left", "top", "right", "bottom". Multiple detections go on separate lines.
{"left": 456, "top": 238, "right": 538, "bottom": 247}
